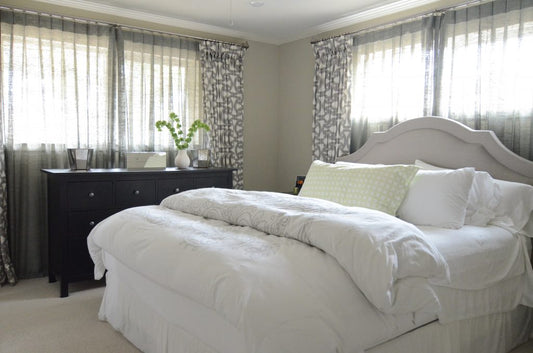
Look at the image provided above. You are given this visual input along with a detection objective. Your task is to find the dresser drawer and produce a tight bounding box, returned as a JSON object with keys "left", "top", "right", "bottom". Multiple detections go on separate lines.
{"left": 68, "top": 210, "right": 113, "bottom": 238}
{"left": 68, "top": 182, "right": 113, "bottom": 210}
{"left": 157, "top": 178, "right": 194, "bottom": 202}
{"left": 115, "top": 179, "right": 156, "bottom": 208}
{"left": 195, "top": 174, "right": 232, "bottom": 188}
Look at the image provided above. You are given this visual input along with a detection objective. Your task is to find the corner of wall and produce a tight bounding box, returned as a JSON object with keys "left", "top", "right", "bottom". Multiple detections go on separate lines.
{"left": 242, "top": 41, "right": 281, "bottom": 191}
{"left": 276, "top": 38, "right": 315, "bottom": 192}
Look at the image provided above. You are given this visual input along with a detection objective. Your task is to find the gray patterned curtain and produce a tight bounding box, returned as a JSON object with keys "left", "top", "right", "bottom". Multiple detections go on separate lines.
{"left": 199, "top": 41, "right": 246, "bottom": 189}
{"left": 0, "top": 50, "right": 15, "bottom": 284}
{"left": 0, "top": 148, "right": 16, "bottom": 286}
{"left": 312, "top": 36, "right": 353, "bottom": 162}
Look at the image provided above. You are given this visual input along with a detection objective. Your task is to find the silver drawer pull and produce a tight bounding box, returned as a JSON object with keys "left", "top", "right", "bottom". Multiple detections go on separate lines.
{"left": 89, "top": 221, "right": 95, "bottom": 227}
{"left": 133, "top": 190, "right": 140, "bottom": 195}
{"left": 88, "top": 192, "right": 95, "bottom": 198}
{"left": 174, "top": 187, "right": 180, "bottom": 193}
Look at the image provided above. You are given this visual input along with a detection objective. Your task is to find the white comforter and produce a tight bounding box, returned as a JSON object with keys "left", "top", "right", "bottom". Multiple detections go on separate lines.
{"left": 88, "top": 188, "right": 449, "bottom": 353}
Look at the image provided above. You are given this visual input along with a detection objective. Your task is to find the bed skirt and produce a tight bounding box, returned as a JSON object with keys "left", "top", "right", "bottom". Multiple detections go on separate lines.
{"left": 368, "top": 305, "right": 533, "bottom": 353}
{"left": 99, "top": 254, "right": 533, "bottom": 353}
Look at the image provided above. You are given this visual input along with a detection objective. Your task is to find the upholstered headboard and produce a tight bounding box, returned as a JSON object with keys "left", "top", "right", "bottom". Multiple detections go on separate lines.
{"left": 336, "top": 117, "right": 533, "bottom": 185}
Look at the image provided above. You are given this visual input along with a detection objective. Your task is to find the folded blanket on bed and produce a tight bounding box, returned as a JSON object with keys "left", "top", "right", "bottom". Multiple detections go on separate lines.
{"left": 159, "top": 188, "right": 449, "bottom": 314}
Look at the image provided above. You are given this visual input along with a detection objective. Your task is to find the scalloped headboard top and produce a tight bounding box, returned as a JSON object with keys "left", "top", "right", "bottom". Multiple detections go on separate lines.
{"left": 336, "top": 117, "right": 533, "bottom": 185}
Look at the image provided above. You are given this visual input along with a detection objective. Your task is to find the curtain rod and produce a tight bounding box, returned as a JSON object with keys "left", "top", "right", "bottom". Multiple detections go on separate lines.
{"left": 0, "top": 5, "right": 249, "bottom": 49}
{"left": 310, "top": 12, "right": 433, "bottom": 44}
{"left": 310, "top": 0, "right": 491, "bottom": 44}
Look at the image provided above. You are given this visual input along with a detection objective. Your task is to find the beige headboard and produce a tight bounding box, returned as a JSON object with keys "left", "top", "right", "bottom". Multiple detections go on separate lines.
{"left": 336, "top": 117, "right": 533, "bottom": 185}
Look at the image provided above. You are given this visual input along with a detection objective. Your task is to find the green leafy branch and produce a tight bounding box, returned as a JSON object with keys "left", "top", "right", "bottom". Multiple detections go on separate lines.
{"left": 155, "top": 112, "right": 210, "bottom": 150}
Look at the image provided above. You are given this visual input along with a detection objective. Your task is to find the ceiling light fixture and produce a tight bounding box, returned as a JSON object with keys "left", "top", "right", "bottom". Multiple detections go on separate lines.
{"left": 249, "top": 0, "right": 264, "bottom": 7}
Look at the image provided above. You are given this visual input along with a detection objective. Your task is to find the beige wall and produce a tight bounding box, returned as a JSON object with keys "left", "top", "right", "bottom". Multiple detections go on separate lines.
{"left": 242, "top": 41, "right": 280, "bottom": 191}
{"left": 276, "top": 39, "right": 314, "bottom": 192}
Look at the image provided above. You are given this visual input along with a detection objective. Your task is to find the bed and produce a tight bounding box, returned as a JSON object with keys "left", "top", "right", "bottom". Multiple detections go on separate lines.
{"left": 88, "top": 117, "right": 533, "bottom": 353}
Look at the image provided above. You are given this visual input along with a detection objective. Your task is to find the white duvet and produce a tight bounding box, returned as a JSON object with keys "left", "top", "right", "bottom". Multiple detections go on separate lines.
{"left": 88, "top": 188, "right": 449, "bottom": 352}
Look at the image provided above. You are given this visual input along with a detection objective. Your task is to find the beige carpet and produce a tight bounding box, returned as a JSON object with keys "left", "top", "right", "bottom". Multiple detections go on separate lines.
{"left": 0, "top": 277, "right": 139, "bottom": 353}
{"left": 1, "top": 278, "right": 533, "bottom": 353}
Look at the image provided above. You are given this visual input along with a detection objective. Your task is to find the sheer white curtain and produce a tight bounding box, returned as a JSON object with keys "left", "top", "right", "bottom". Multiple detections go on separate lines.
{"left": 0, "top": 10, "right": 202, "bottom": 277}
{"left": 349, "top": 0, "right": 533, "bottom": 158}
{"left": 435, "top": 0, "right": 533, "bottom": 159}
{"left": 350, "top": 17, "right": 435, "bottom": 150}
{"left": 1, "top": 12, "right": 114, "bottom": 277}
{"left": 118, "top": 28, "right": 204, "bottom": 163}
{"left": 2, "top": 15, "right": 112, "bottom": 152}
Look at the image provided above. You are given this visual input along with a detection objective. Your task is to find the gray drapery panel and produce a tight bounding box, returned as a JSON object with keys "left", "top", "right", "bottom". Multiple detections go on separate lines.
{"left": 199, "top": 41, "right": 246, "bottom": 189}
{"left": 312, "top": 36, "right": 353, "bottom": 163}
{"left": 0, "top": 148, "right": 16, "bottom": 285}
{"left": 0, "top": 10, "right": 202, "bottom": 278}
{"left": 0, "top": 12, "right": 16, "bottom": 287}
{"left": 349, "top": 0, "right": 533, "bottom": 158}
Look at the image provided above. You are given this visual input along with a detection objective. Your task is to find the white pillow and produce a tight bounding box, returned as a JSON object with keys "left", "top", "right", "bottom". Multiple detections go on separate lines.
{"left": 489, "top": 179, "right": 533, "bottom": 235}
{"left": 414, "top": 160, "right": 502, "bottom": 226}
{"left": 397, "top": 167, "right": 475, "bottom": 229}
{"left": 299, "top": 160, "right": 419, "bottom": 215}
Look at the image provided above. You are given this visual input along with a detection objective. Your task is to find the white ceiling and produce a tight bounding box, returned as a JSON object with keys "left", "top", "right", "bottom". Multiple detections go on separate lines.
{"left": 35, "top": 0, "right": 441, "bottom": 44}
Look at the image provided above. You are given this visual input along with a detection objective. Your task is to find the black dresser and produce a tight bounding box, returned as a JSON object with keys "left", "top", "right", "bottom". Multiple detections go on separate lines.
{"left": 42, "top": 167, "right": 234, "bottom": 297}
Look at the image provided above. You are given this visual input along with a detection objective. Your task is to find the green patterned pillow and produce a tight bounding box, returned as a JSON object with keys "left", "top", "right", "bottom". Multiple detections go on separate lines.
{"left": 298, "top": 160, "right": 419, "bottom": 215}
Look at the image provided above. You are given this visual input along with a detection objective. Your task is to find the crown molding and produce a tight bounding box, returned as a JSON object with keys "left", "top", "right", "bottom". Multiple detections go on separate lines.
{"left": 313, "top": 0, "right": 440, "bottom": 34}
{"left": 279, "top": 0, "right": 443, "bottom": 44}
{"left": 30, "top": 0, "right": 266, "bottom": 42}
{"left": 30, "top": 0, "right": 444, "bottom": 45}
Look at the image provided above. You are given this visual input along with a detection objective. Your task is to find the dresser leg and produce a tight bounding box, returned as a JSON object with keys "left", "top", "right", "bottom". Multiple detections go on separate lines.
{"left": 48, "top": 271, "right": 57, "bottom": 283}
{"left": 60, "top": 279, "right": 69, "bottom": 298}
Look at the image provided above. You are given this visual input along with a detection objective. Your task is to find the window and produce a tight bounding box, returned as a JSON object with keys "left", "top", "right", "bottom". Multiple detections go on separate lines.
{"left": 1, "top": 22, "right": 111, "bottom": 147}
{"left": 351, "top": 27, "right": 432, "bottom": 123}
{"left": 350, "top": 1, "right": 533, "bottom": 158}
{"left": 350, "top": 18, "right": 435, "bottom": 149}
{"left": 0, "top": 13, "right": 203, "bottom": 155}
{"left": 121, "top": 30, "right": 203, "bottom": 151}
{"left": 438, "top": 14, "right": 533, "bottom": 120}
